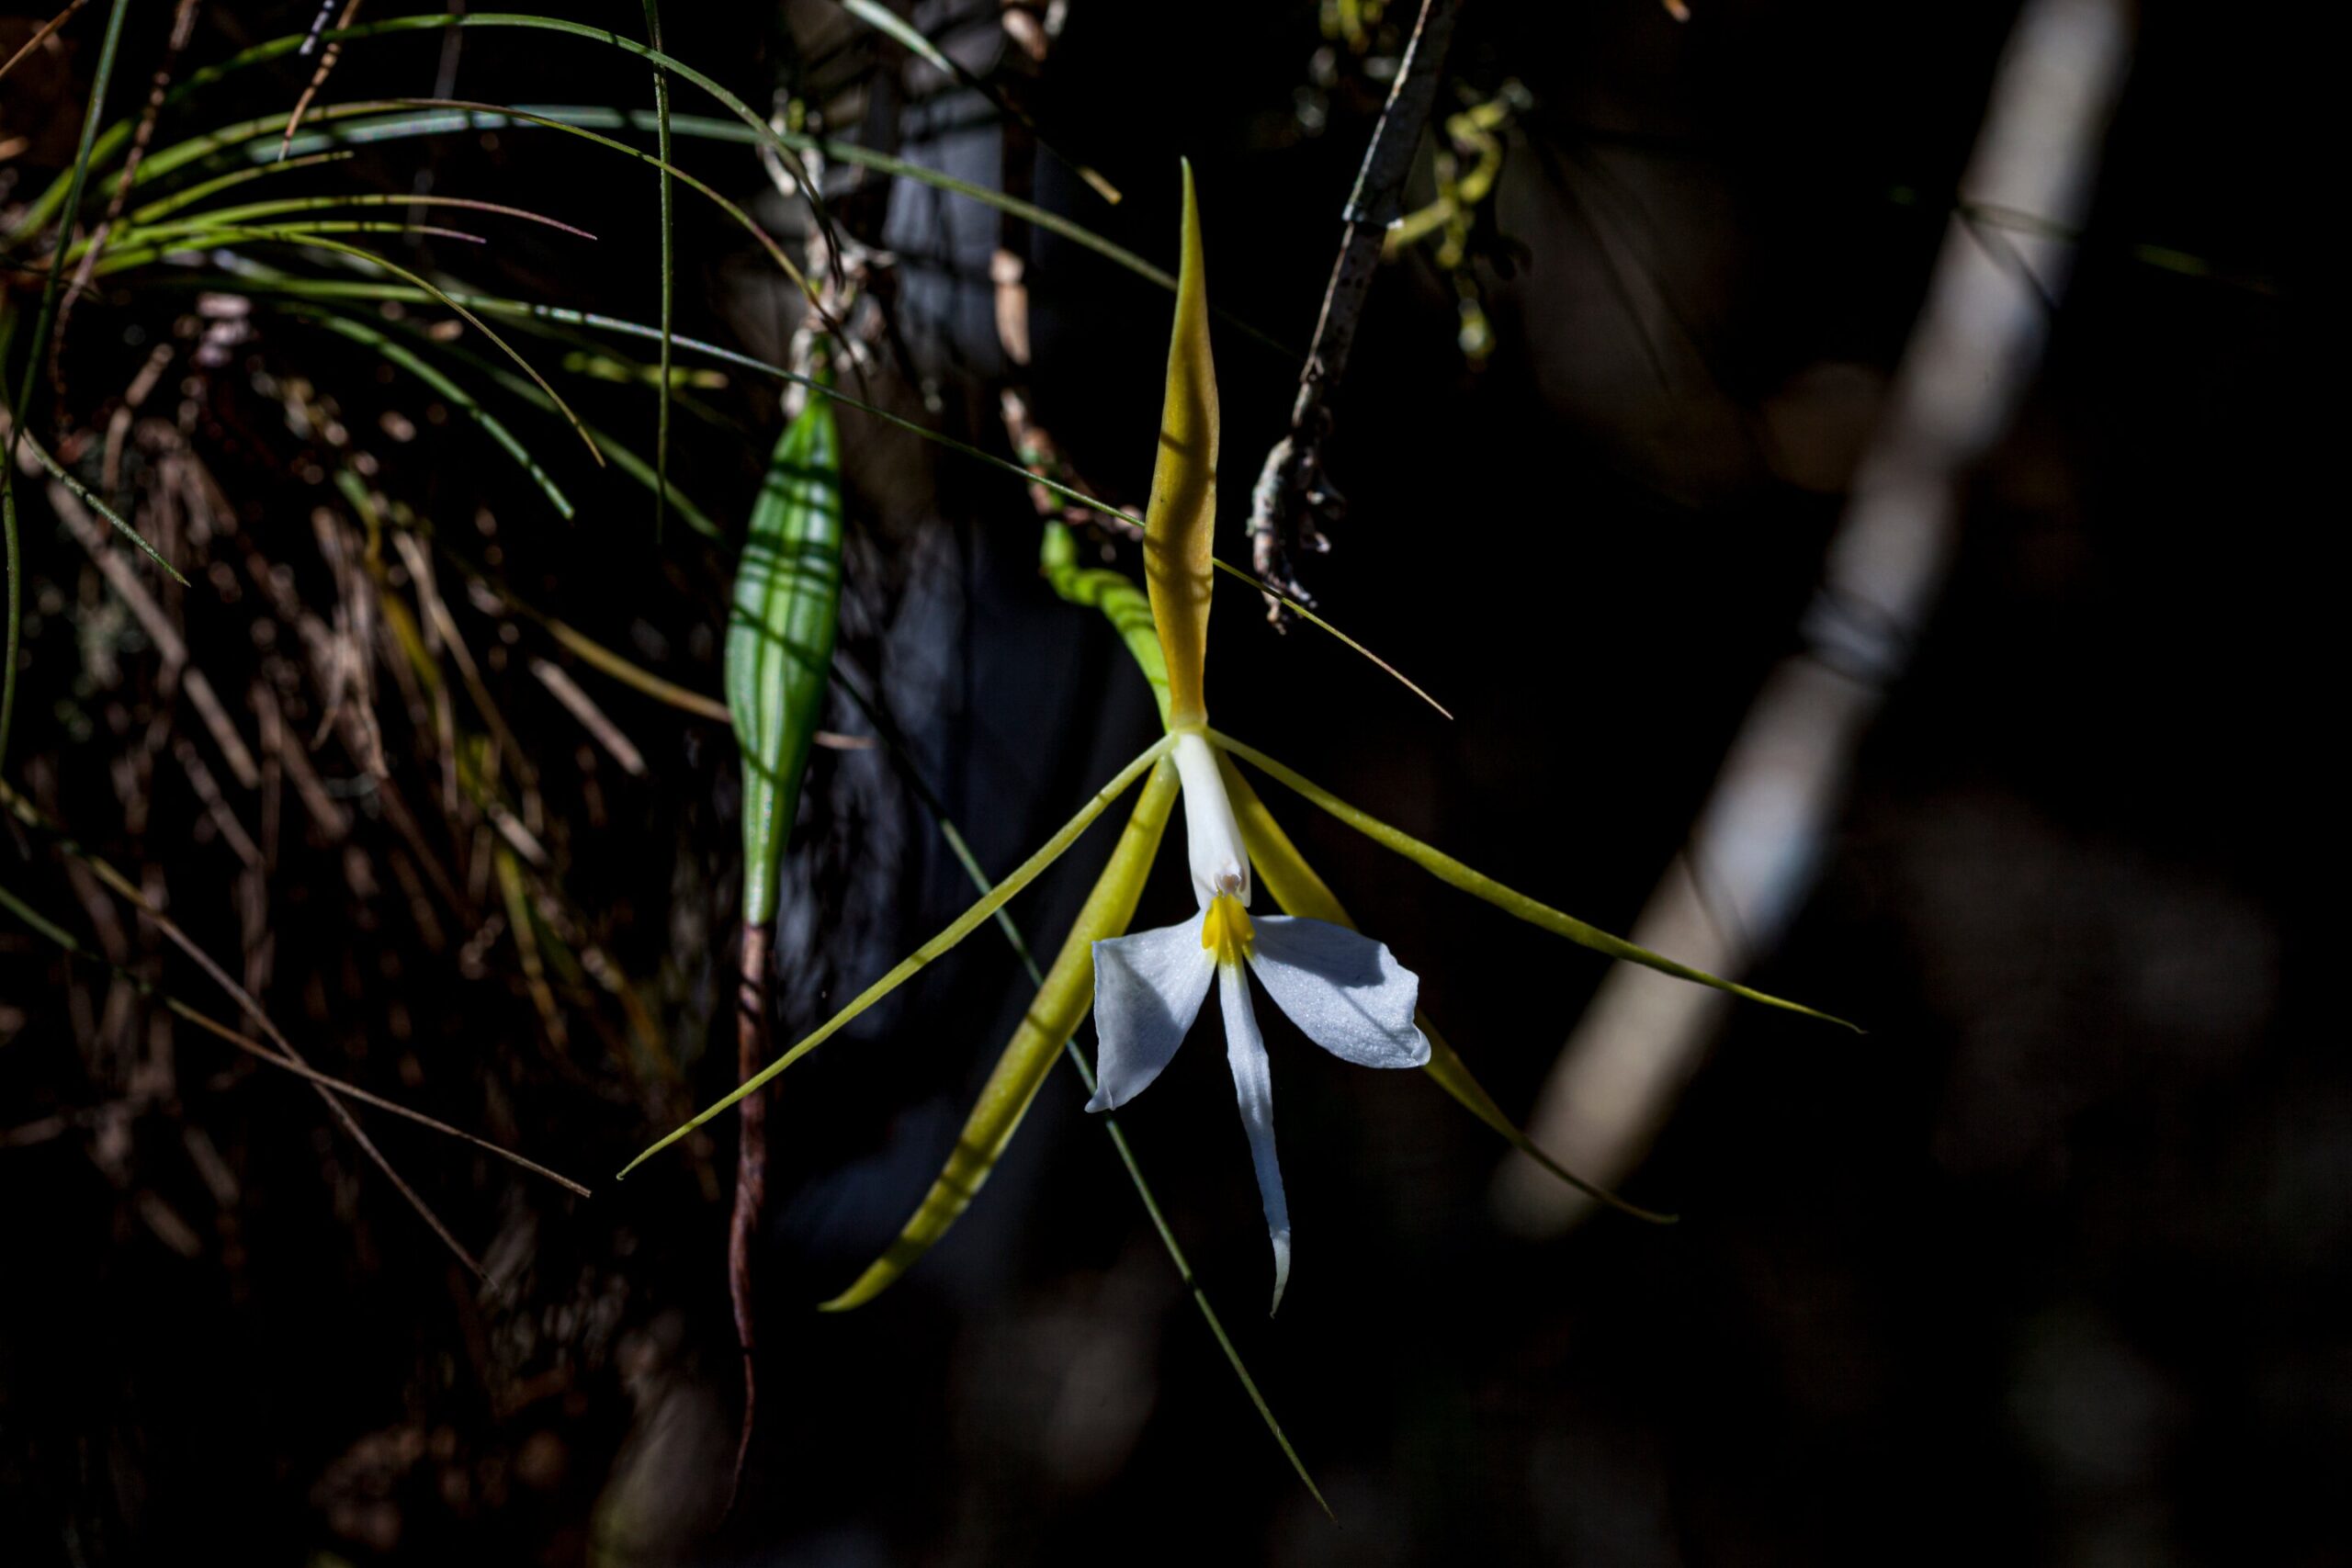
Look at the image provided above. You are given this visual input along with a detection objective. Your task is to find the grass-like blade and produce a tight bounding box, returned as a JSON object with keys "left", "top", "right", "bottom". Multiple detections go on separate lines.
{"left": 639, "top": 0, "right": 676, "bottom": 539}
{"left": 175, "top": 225, "right": 605, "bottom": 468}
{"left": 5, "top": 420, "right": 187, "bottom": 582}
{"left": 298, "top": 311, "right": 575, "bottom": 519}
{"left": 0, "top": 879, "right": 590, "bottom": 1196}
{"left": 124, "top": 148, "right": 355, "bottom": 226}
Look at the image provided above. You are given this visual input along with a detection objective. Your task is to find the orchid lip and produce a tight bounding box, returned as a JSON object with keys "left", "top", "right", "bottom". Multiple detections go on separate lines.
{"left": 1089, "top": 899, "right": 1430, "bottom": 1312}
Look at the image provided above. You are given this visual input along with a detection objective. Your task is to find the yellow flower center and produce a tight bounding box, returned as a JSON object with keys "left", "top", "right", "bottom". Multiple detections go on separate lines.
{"left": 1201, "top": 892, "right": 1254, "bottom": 966}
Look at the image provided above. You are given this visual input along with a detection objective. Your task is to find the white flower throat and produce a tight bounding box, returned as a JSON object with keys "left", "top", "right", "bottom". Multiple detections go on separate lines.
{"left": 1171, "top": 731, "right": 1250, "bottom": 910}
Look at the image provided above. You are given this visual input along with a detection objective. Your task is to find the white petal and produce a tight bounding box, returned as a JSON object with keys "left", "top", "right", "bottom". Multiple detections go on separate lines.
{"left": 1087, "top": 912, "right": 1216, "bottom": 1111}
{"left": 1247, "top": 917, "right": 1432, "bottom": 1070}
{"left": 1172, "top": 731, "right": 1250, "bottom": 908}
{"left": 1219, "top": 962, "right": 1293, "bottom": 1314}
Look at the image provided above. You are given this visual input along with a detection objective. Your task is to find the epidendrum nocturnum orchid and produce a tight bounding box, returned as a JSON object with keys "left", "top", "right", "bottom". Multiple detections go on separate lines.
{"left": 1091, "top": 730, "right": 1429, "bottom": 1312}
{"left": 617, "top": 164, "right": 1849, "bottom": 1322}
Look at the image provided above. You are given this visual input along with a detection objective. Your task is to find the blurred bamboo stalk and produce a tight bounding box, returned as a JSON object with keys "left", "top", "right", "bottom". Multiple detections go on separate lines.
{"left": 1493, "top": 0, "right": 2136, "bottom": 1235}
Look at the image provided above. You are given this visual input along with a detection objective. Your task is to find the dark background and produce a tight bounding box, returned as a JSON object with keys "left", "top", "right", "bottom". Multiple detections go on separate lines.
{"left": 0, "top": 1, "right": 2320, "bottom": 1563}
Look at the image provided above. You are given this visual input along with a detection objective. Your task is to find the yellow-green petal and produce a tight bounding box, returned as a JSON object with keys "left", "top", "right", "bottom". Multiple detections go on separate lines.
{"left": 1142, "top": 161, "right": 1218, "bottom": 728}
{"left": 820, "top": 755, "right": 1182, "bottom": 1311}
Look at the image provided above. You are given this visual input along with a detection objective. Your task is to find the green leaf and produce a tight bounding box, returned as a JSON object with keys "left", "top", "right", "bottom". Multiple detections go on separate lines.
{"left": 727, "top": 386, "right": 845, "bottom": 927}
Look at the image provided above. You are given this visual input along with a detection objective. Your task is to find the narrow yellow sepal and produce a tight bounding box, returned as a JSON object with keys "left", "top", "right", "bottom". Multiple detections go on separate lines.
{"left": 1142, "top": 160, "right": 1219, "bottom": 728}
{"left": 1212, "top": 732, "right": 1860, "bottom": 1032}
{"left": 1215, "top": 750, "right": 1677, "bottom": 1224}
{"left": 818, "top": 757, "right": 1182, "bottom": 1311}
{"left": 614, "top": 733, "right": 1175, "bottom": 1179}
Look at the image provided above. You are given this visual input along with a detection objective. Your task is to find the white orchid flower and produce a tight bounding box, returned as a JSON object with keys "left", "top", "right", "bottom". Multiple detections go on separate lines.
{"left": 621, "top": 162, "right": 1841, "bottom": 1337}
{"left": 1087, "top": 733, "right": 1430, "bottom": 1313}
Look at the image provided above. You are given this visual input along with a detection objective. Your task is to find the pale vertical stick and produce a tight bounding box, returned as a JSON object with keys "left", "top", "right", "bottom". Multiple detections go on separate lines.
{"left": 1495, "top": 0, "right": 2135, "bottom": 1234}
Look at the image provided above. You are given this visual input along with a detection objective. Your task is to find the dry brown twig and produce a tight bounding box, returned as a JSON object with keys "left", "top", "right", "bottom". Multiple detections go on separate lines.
{"left": 7, "top": 779, "right": 500, "bottom": 1280}
{"left": 50, "top": 479, "right": 260, "bottom": 787}
{"left": 5, "top": 846, "right": 587, "bottom": 1195}
{"left": 0, "top": 0, "right": 92, "bottom": 85}
{"left": 281, "top": 0, "right": 366, "bottom": 159}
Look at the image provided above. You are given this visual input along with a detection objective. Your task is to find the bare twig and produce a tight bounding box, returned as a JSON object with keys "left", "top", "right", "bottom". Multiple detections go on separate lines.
{"left": 530, "top": 658, "right": 647, "bottom": 777}
{"left": 0, "top": 875, "right": 587, "bottom": 1194}
{"left": 52, "top": 480, "right": 261, "bottom": 788}
{"left": 1244, "top": 0, "right": 1463, "bottom": 623}
{"left": 0, "top": 0, "right": 92, "bottom": 87}
{"left": 281, "top": 0, "right": 365, "bottom": 159}
{"left": 1, "top": 785, "right": 495, "bottom": 1278}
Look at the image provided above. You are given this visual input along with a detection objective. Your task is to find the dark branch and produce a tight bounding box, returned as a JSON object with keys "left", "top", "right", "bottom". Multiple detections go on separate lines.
{"left": 1246, "top": 0, "right": 1464, "bottom": 623}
